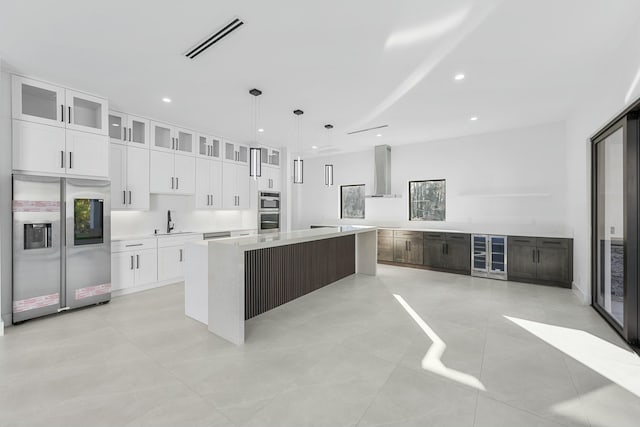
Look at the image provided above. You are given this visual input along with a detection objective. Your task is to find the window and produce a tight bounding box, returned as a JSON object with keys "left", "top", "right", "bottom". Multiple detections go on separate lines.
{"left": 340, "top": 184, "right": 365, "bottom": 219}
{"left": 409, "top": 179, "right": 446, "bottom": 221}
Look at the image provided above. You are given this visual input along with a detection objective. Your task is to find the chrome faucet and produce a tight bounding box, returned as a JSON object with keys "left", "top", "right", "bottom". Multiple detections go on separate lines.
{"left": 167, "top": 210, "right": 175, "bottom": 234}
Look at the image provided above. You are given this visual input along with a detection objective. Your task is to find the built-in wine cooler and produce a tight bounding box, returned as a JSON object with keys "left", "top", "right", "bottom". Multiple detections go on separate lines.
{"left": 471, "top": 235, "right": 507, "bottom": 280}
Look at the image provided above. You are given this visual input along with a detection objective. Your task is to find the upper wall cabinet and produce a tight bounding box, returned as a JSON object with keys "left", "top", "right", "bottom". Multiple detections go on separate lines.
{"left": 197, "top": 134, "right": 221, "bottom": 160}
{"left": 223, "top": 140, "right": 249, "bottom": 165}
{"left": 150, "top": 121, "right": 195, "bottom": 156}
{"left": 260, "top": 146, "right": 281, "bottom": 168}
{"left": 12, "top": 76, "right": 108, "bottom": 135}
{"left": 109, "top": 111, "right": 150, "bottom": 148}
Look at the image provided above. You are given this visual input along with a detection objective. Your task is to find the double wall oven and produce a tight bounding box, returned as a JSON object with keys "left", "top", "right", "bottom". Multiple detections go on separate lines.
{"left": 258, "top": 191, "right": 280, "bottom": 234}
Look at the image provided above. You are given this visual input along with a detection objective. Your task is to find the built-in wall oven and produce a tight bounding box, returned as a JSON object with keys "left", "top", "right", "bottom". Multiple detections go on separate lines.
{"left": 258, "top": 191, "right": 280, "bottom": 234}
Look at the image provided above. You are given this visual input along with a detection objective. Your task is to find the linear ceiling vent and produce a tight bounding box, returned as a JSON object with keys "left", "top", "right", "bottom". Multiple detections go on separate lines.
{"left": 184, "top": 18, "right": 244, "bottom": 59}
{"left": 347, "top": 124, "right": 389, "bottom": 135}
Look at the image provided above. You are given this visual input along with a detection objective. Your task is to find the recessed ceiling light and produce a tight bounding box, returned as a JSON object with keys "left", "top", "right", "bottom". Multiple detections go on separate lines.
{"left": 376, "top": 134, "right": 382, "bottom": 137}
{"left": 454, "top": 73, "right": 465, "bottom": 81}
{"left": 258, "top": 128, "right": 264, "bottom": 133}
{"left": 111, "top": 123, "right": 120, "bottom": 127}
{"left": 162, "top": 97, "right": 172, "bottom": 103}
{"left": 470, "top": 116, "right": 478, "bottom": 121}
{"left": 311, "top": 145, "right": 318, "bottom": 149}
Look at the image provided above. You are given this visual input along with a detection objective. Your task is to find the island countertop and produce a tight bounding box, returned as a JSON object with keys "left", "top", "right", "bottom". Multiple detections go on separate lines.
{"left": 206, "top": 225, "right": 377, "bottom": 250}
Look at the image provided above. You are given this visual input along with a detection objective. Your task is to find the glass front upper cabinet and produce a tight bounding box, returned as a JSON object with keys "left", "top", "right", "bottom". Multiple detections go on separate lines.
{"left": 12, "top": 76, "right": 65, "bottom": 126}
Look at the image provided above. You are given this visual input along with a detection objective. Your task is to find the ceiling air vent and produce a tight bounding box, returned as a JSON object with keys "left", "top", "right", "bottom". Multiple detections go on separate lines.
{"left": 347, "top": 124, "right": 388, "bottom": 135}
{"left": 184, "top": 18, "right": 244, "bottom": 59}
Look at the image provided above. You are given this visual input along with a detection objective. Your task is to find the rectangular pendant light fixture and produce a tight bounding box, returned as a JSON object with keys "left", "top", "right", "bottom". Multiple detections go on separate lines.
{"left": 324, "top": 164, "right": 333, "bottom": 186}
{"left": 250, "top": 147, "right": 262, "bottom": 179}
{"left": 294, "top": 157, "right": 304, "bottom": 184}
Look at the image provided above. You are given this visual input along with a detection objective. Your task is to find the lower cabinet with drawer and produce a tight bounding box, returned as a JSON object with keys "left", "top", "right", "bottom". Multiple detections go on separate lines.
{"left": 111, "top": 238, "right": 158, "bottom": 292}
{"left": 377, "top": 229, "right": 394, "bottom": 262}
{"left": 507, "top": 236, "right": 573, "bottom": 288}
{"left": 393, "top": 231, "right": 423, "bottom": 265}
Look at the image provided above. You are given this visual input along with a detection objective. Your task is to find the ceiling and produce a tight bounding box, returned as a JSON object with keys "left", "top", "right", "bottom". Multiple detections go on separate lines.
{"left": 2, "top": 0, "right": 640, "bottom": 155}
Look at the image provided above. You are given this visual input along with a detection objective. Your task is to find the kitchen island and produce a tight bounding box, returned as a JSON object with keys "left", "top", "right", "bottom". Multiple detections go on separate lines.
{"left": 184, "top": 225, "right": 377, "bottom": 344}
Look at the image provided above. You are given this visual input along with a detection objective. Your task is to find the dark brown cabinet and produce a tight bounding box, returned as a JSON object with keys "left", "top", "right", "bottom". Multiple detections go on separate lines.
{"left": 377, "top": 229, "right": 394, "bottom": 262}
{"left": 393, "top": 231, "right": 423, "bottom": 265}
{"left": 423, "top": 232, "right": 471, "bottom": 274}
{"left": 508, "top": 236, "right": 573, "bottom": 288}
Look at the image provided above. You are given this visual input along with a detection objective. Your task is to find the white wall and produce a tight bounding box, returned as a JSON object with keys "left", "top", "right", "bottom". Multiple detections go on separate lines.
{"left": 0, "top": 64, "right": 12, "bottom": 327}
{"left": 293, "top": 122, "right": 569, "bottom": 238}
{"left": 565, "top": 17, "right": 640, "bottom": 304}
{"left": 111, "top": 194, "right": 256, "bottom": 237}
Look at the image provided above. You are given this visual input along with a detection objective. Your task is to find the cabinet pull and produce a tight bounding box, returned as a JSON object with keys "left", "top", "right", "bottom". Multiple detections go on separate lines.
{"left": 130, "top": 255, "right": 134, "bottom": 270}
{"left": 69, "top": 152, "right": 72, "bottom": 169}
{"left": 446, "top": 243, "right": 449, "bottom": 255}
{"left": 68, "top": 106, "right": 71, "bottom": 124}
{"left": 60, "top": 105, "right": 64, "bottom": 122}
{"left": 537, "top": 249, "right": 540, "bottom": 264}
{"left": 125, "top": 243, "right": 143, "bottom": 247}
{"left": 123, "top": 190, "right": 126, "bottom": 204}
{"left": 61, "top": 150, "right": 65, "bottom": 168}
{"left": 171, "top": 177, "right": 174, "bottom": 189}
{"left": 176, "top": 177, "right": 179, "bottom": 189}
{"left": 128, "top": 191, "right": 132, "bottom": 205}
{"left": 532, "top": 249, "right": 536, "bottom": 263}
{"left": 179, "top": 249, "right": 183, "bottom": 262}
{"left": 128, "top": 128, "right": 131, "bottom": 141}
{"left": 136, "top": 254, "right": 140, "bottom": 269}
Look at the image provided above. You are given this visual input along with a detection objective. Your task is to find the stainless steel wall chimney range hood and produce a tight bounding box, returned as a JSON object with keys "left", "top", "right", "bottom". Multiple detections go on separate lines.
{"left": 366, "top": 145, "right": 401, "bottom": 198}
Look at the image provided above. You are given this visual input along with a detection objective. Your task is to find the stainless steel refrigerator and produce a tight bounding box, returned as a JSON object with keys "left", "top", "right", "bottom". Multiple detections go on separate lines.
{"left": 471, "top": 234, "right": 507, "bottom": 280}
{"left": 12, "top": 174, "right": 111, "bottom": 323}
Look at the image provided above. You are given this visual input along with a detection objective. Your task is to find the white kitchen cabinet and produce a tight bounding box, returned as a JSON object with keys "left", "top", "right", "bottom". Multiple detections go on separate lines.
{"left": 195, "top": 158, "right": 223, "bottom": 209}
{"left": 258, "top": 166, "right": 281, "bottom": 192}
{"left": 197, "top": 134, "right": 221, "bottom": 159}
{"left": 12, "top": 120, "right": 66, "bottom": 175}
{"left": 260, "top": 146, "right": 281, "bottom": 168}
{"left": 65, "top": 129, "right": 109, "bottom": 178}
{"left": 111, "top": 144, "right": 150, "bottom": 210}
{"left": 151, "top": 121, "right": 196, "bottom": 156}
{"left": 174, "top": 154, "right": 196, "bottom": 194}
{"left": 111, "top": 239, "right": 158, "bottom": 292}
{"left": 222, "top": 162, "right": 250, "bottom": 209}
{"left": 65, "top": 89, "right": 108, "bottom": 135}
{"left": 11, "top": 75, "right": 109, "bottom": 177}
{"left": 157, "top": 246, "right": 184, "bottom": 282}
{"left": 223, "top": 140, "right": 249, "bottom": 165}
{"left": 150, "top": 150, "right": 195, "bottom": 195}
{"left": 12, "top": 76, "right": 65, "bottom": 127}
{"left": 109, "top": 111, "right": 150, "bottom": 148}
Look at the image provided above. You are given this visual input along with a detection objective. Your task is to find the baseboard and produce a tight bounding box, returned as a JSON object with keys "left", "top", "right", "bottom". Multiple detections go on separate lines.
{"left": 112, "top": 279, "right": 183, "bottom": 298}
{"left": 572, "top": 282, "right": 589, "bottom": 304}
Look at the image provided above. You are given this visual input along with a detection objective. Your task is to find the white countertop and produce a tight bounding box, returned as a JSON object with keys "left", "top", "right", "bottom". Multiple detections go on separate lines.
{"left": 203, "top": 225, "right": 377, "bottom": 250}
{"left": 111, "top": 228, "right": 257, "bottom": 242}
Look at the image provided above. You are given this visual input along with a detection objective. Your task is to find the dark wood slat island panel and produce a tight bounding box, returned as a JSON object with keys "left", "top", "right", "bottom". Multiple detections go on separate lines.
{"left": 244, "top": 235, "right": 355, "bottom": 319}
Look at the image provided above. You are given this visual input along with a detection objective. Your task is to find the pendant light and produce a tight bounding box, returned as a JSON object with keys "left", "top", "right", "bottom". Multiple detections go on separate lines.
{"left": 324, "top": 124, "right": 334, "bottom": 187}
{"left": 249, "top": 88, "right": 262, "bottom": 179}
{"left": 293, "top": 109, "right": 304, "bottom": 184}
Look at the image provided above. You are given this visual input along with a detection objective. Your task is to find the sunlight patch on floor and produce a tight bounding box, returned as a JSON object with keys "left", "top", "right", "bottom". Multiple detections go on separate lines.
{"left": 394, "top": 294, "right": 486, "bottom": 391}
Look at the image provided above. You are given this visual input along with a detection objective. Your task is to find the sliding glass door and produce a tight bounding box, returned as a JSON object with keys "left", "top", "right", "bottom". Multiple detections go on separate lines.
{"left": 592, "top": 115, "right": 639, "bottom": 347}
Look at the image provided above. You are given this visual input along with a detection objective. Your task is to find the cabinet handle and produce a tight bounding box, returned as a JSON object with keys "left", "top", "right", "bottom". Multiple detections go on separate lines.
{"left": 128, "top": 128, "right": 131, "bottom": 141}
{"left": 176, "top": 177, "right": 179, "bottom": 189}
{"left": 60, "top": 105, "right": 64, "bottom": 122}
{"left": 69, "top": 152, "right": 72, "bottom": 169}
{"left": 446, "top": 243, "right": 449, "bottom": 255}
{"left": 537, "top": 249, "right": 540, "bottom": 264}
{"left": 136, "top": 254, "right": 140, "bottom": 269}
{"left": 128, "top": 191, "right": 132, "bottom": 205}
{"left": 179, "top": 249, "right": 183, "bottom": 262}
{"left": 68, "top": 106, "right": 71, "bottom": 124}
{"left": 532, "top": 249, "right": 536, "bottom": 263}
{"left": 130, "top": 255, "right": 134, "bottom": 270}
{"left": 125, "top": 243, "right": 143, "bottom": 247}
{"left": 123, "top": 190, "right": 126, "bottom": 204}
{"left": 171, "top": 177, "right": 174, "bottom": 189}
{"left": 60, "top": 150, "right": 65, "bottom": 168}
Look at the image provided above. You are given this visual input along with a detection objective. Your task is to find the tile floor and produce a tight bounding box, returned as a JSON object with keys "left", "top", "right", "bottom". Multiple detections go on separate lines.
{"left": 1, "top": 265, "right": 639, "bottom": 426}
